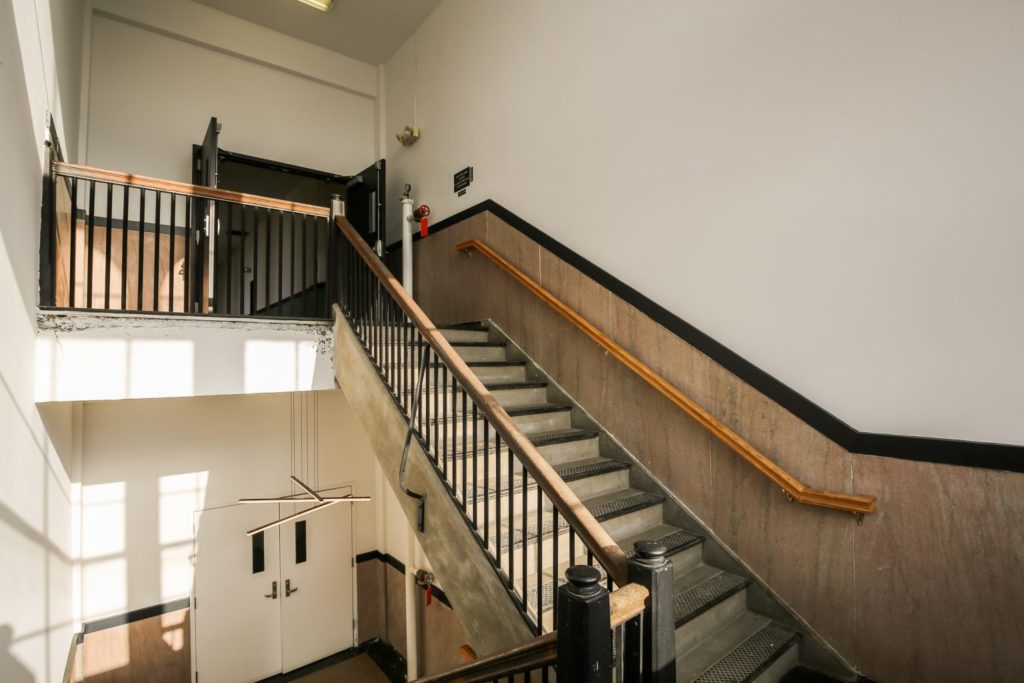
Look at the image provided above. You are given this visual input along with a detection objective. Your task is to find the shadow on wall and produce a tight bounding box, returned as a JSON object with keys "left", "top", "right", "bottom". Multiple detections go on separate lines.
{"left": 0, "top": 625, "right": 36, "bottom": 683}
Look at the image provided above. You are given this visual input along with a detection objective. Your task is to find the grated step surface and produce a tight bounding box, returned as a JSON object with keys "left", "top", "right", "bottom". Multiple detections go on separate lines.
{"left": 674, "top": 572, "right": 750, "bottom": 626}
{"left": 693, "top": 622, "right": 799, "bottom": 683}
{"left": 554, "top": 457, "right": 630, "bottom": 482}
{"left": 590, "top": 491, "right": 664, "bottom": 522}
{"left": 530, "top": 428, "right": 598, "bottom": 446}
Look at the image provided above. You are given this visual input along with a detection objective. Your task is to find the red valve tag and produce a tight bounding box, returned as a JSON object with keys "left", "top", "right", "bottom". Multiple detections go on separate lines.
{"left": 425, "top": 584, "right": 433, "bottom": 607}
{"left": 420, "top": 217, "right": 429, "bottom": 237}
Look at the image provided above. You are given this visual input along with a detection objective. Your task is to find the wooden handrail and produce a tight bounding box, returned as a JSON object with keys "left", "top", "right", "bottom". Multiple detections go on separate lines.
{"left": 457, "top": 239, "right": 877, "bottom": 517}
{"left": 335, "top": 217, "right": 631, "bottom": 583}
{"left": 411, "top": 583, "right": 649, "bottom": 683}
{"left": 53, "top": 162, "right": 330, "bottom": 217}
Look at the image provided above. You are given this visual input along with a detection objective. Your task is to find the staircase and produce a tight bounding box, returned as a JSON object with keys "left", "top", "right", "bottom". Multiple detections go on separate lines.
{"left": 432, "top": 320, "right": 850, "bottom": 683}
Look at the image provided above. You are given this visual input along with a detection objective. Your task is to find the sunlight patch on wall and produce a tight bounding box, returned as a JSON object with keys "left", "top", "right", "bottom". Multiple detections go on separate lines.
{"left": 81, "top": 557, "right": 127, "bottom": 619}
{"left": 159, "top": 472, "right": 208, "bottom": 601}
{"left": 245, "top": 339, "right": 305, "bottom": 393}
{"left": 80, "top": 482, "right": 125, "bottom": 559}
{"left": 128, "top": 339, "right": 194, "bottom": 398}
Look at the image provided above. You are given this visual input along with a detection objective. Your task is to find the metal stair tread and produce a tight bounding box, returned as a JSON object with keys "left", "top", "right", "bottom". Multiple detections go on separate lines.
{"left": 528, "top": 427, "right": 598, "bottom": 447}
{"left": 677, "top": 612, "right": 772, "bottom": 682}
{"left": 474, "top": 457, "right": 627, "bottom": 500}
{"left": 483, "top": 380, "right": 548, "bottom": 390}
{"left": 448, "top": 340, "right": 506, "bottom": 347}
{"left": 673, "top": 566, "right": 751, "bottom": 627}
{"left": 504, "top": 403, "right": 571, "bottom": 417}
{"left": 439, "top": 322, "right": 490, "bottom": 331}
{"left": 553, "top": 457, "right": 630, "bottom": 482}
{"left": 692, "top": 622, "right": 800, "bottom": 683}
{"left": 493, "top": 488, "right": 664, "bottom": 550}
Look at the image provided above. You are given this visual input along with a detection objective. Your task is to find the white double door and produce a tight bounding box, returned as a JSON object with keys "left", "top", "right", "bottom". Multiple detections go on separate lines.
{"left": 193, "top": 499, "right": 354, "bottom": 683}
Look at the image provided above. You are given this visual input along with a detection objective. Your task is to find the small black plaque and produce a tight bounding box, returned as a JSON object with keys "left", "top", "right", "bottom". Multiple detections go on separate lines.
{"left": 454, "top": 166, "right": 474, "bottom": 195}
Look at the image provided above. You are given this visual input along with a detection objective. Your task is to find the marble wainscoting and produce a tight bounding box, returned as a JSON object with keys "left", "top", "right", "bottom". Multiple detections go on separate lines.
{"left": 410, "top": 210, "right": 1024, "bottom": 683}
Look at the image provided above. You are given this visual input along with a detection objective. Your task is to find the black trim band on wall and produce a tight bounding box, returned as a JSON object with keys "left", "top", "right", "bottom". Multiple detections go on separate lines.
{"left": 82, "top": 597, "right": 191, "bottom": 634}
{"left": 387, "top": 200, "right": 1024, "bottom": 473}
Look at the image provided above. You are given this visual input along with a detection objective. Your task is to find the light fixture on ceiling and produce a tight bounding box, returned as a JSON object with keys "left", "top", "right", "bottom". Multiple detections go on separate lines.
{"left": 295, "top": 0, "right": 334, "bottom": 11}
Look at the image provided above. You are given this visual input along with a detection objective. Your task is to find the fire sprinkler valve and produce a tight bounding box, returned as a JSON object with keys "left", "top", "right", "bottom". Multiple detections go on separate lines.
{"left": 414, "top": 569, "right": 436, "bottom": 606}
{"left": 412, "top": 204, "right": 431, "bottom": 237}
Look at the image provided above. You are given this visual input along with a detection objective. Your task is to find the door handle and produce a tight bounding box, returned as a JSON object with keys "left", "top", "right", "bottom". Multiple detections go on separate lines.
{"left": 285, "top": 579, "right": 298, "bottom": 597}
{"left": 265, "top": 581, "right": 277, "bottom": 599}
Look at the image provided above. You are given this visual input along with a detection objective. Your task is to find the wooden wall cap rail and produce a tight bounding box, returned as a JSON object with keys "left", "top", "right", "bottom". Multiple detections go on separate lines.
{"left": 335, "top": 217, "right": 630, "bottom": 584}
{"left": 411, "top": 583, "right": 649, "bottom": 683}
{"left": 456, "top": 239, "right": 877, "bottom": 518}
{"left": 53, "top": 162, "right": 330, "bottom": 217}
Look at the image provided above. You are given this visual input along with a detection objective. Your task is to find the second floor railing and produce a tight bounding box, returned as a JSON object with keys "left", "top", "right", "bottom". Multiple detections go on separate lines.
{"left": 40, "top": 162, "right": 332, "bottom": 318}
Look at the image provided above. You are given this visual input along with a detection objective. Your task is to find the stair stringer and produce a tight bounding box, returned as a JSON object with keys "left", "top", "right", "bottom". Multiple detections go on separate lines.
{"left": 333, "top": 310, "right": 535, "bottom": 658}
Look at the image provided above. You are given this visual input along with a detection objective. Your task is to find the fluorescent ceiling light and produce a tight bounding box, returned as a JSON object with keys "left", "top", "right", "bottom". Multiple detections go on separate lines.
{"left": 295, "top": 0, "right": 333, "bottom": 11}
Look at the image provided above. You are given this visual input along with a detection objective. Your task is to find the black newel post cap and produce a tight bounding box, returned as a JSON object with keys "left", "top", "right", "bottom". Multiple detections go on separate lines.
{"left": 565, "top": 565, "right": 603, "bottom": 596}
{"left": 634, "top": 540, "right": 668, "bottom": 565}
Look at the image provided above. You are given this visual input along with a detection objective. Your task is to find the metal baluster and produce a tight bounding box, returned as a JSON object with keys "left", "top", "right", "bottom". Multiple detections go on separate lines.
{"left": 153, "top": 191, "right": 161, "bottom": 311}
{"left": 495, "top": 433, "right": 502, "bottom": 570}
{"left": 225, "top": 202, "right": 233, "bottom": 315}
{"left": 277, "top": 210, "right": 284, "bottom": 316}
{"left": 104, "top": 182, "right": 113, "bottom": 309}
{"left": 68, "top": 178, "right": 77, "bottom": 307}
{"left": 121, "top": 185, "right": 129, "bottom": 310}
{"left": 462, "top": 389, "right": 468, "bottom": 509}
{"left": 137, "top": 189, "right": 145, "bottom": 310}
{"left": 239, "top": 205, "right": 247, "bottom": 316}
{"left": 433, "top": 359, "right": 440, "bottom": 460}
{"left": 521, "top": 459, "right": 528, "bottom": 612}
{"left": 302, "top": 215, "right": 308, "bottom": 317}
{"left": 251, "top": 208, "right": 259, "bottom": 315}
{"left": 265, "top": 211, "right": 272, "bottom": 315}
{"left": 183, "top": 196, "right": 191, "bottom": 312}
{"left": 86, "top": 180, "right": 96, "bottom": 308}
{"left": 552, "top": 508, "right": 559, "bottom": 626}
{"left": 169, "top": 193, "right": 176, "bottom": 312}
{"left": 483, "top": 420, "right": 490, "bottom": 550}
{"left": 442, "top": 366, "right": 449, "bottom": 480}
{"left": 536, "top": 483, "right": 544, "bottom": 631}
{"left": 471, "top": 403, "right": 478, "bottom": 525}
{"left": 508, "top": 440, "right": 515, "bottom": 589}
{"left": 312, "top": 216, "right": 319, "bottom": 315}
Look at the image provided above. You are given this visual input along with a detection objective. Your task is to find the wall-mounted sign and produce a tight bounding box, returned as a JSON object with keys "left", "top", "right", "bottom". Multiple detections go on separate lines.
{"left": 454, "top": 166, "right": 474, "bottom": 196}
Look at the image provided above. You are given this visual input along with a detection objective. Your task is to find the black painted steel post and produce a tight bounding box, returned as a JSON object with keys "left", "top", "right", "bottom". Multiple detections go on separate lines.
{"left": 557, "top": 565, "right": 612, "bottom": 683}
{"left": 628, "top": 541, "right": 676, "bottom": 683}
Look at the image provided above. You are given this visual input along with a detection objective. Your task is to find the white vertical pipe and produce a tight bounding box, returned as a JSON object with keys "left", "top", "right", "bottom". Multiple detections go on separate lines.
{"left": 401, "top": 197, "right": 414, "bottom": 296}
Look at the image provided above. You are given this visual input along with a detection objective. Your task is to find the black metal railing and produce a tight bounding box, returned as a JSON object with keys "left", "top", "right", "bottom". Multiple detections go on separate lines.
{"left": 41, "top": 163, "right": 331, "bottom": 318}
{"left": 337, "top": 220, "right": 623, "bottom": 635}
{"left": 335, "top": 214, "right": 676, "bottom": 681}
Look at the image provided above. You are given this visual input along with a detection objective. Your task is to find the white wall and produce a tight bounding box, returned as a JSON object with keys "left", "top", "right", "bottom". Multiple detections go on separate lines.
{"left": 384, "top": 0, "right": 1024, "bottom": 445}
{"left": 76, "top": 390, "right": 381, "bottom": 620}
{"left": 1, "top": 1, "right": 81, "bottom": 681}
{"left": 35, "top": 314, "right": 336, "bottom": 403}
{"left": 82, "top": 0, "right": 379, "bottom": 183}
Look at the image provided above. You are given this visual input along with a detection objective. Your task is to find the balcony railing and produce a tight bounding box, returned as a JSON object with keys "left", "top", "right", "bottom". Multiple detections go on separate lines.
{"left": 40, "top": 162, "right": 332, "bottom": 318}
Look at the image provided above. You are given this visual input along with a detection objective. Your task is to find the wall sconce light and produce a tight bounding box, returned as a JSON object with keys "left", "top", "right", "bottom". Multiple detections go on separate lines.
{"left": 396, "top": 126, "right": 421, "bottom": 147}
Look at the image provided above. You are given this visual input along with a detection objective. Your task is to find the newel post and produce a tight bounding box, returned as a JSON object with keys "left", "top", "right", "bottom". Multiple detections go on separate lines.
{"left": 628, "top": 540, "right": 676, "bottom": 683}
{"left": 557, "top": 565, "right": 612, "bottom": 683}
